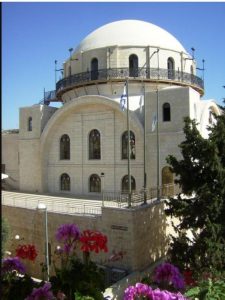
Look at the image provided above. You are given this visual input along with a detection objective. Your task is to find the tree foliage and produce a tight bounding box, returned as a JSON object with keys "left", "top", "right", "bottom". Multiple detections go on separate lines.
{"left": 165, "top": 112, "right": 225, "bottom": 273}
{"left": 1, "top": 217, "right": 10, "bottom": 257}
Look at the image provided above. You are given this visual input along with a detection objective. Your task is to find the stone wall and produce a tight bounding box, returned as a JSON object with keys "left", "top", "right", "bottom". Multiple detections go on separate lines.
{"left": 2, "top": 132, "right": 19, "bottom": 190}
{"left": 2, "top": 200, "right": 172, "bottom": 279}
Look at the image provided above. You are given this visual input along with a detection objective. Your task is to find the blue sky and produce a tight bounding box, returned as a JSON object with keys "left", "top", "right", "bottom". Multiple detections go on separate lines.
{"left": 2, "top": 2, "right": 225, "bottom": 129}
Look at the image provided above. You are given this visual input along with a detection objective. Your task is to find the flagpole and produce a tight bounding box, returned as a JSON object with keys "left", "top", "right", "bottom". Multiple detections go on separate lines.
{"left": 156, "top": 48, "right": 160, "bottom": 202}
{"left": 143, "top": 83, "right": 147, "bottom": 204}
{"left": 126, "top": 78, "right": 132, "bottom": 207}
{"left": 156, "top": 87, "right": 160, "bottom": 201}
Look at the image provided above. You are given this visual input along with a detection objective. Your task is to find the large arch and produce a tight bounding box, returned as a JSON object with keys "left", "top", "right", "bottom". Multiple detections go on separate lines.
{"left": 40, "top": 95, "right": 144, "bottom": 193}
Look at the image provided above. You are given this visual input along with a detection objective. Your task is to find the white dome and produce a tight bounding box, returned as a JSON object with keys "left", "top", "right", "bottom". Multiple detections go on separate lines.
{"left": 75, "top": 19, "right": 187, "bottom": 53}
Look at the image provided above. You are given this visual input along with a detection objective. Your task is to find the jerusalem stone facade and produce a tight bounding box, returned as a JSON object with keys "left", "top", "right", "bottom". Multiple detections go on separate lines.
{"left": 2, "top": 20, "right": 221, "bottom": 279}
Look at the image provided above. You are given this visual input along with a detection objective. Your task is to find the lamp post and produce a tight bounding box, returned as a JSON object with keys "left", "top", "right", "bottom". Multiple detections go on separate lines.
{"left": 196, "top": 59, "right": 205, "bottom": 81}
{"left": 100, "top": 172, "right": 105, "bottom": 206}
{"left": 54, "top": 60, "right": 64, "bottom": 86}
{"left": 37, "top": 203, "right": 49, "bottom": 281}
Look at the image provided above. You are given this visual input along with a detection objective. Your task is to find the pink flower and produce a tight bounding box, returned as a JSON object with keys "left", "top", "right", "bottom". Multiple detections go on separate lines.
{"left": 25, "top": 282, "right": 54, "bottom": 300}
{"left": 56, "top": 223, "right": 81, "bottom": 254}
{"left": 154, "top": 262, "right": 185, "bottom": 290}
{"left": 2, "top": 257, "right": 26, "bottom": 275}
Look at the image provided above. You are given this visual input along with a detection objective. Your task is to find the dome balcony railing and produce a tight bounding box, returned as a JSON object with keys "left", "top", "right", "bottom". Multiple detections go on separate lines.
{"left": 56, "top": 67, "right": 204, "bottom": 96}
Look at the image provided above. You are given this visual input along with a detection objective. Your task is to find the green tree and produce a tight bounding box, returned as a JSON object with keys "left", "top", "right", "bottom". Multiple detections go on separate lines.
{"left": 165, "top": 112, "right": 225, "bottom": 273}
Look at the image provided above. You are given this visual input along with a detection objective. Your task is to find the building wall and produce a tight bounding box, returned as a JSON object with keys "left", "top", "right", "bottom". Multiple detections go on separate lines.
{"left": 19, "top": 105, "right": 57, "bottom": 192}
{"left": 67, "top": 45, "right": 194, "bottom": 78}
{"left": 2, "top": 200, "right": 172, "bottom": 279}
{"left": 40, "top": 96, "right": 144, "bottom": 194}
{"left": 2, "top": 133, "right": 20, "bottom": 190}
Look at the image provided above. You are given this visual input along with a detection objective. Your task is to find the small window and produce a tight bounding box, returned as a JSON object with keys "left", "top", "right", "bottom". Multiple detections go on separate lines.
{"left": 60, "top": 173, "right": 70, "bottom": 191}
{"left": 163, "top": 103, "right": 171, "bottom": 122}
{"left": 89, "top": 174, "right": 101, "bottom": 192}
{"left": 121, "top": 175, "right": 136, "bottom": 192}
{"left": 28, "top": 117, "right": 32, "bottom": 131}
{"left": 129, "top": 54, "right": 139, "bottom": 77}
{"left": 122, "top": 131, "right": 135, "bottom": 159}
{"left": 60, "top": 134, "right": 70, "bottom": 160}
{"left": 89, "top": 129, "right": 101, "bottom": 159}
{"left": 167, "top": 57, "right": 175, "bottom": 79}
{"left": 91, "top": 58, "right": 98, "bottom": 80}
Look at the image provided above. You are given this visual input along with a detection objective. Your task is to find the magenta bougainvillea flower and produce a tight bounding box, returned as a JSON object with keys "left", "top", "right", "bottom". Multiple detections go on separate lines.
{"left": 123, "top": 283, "right": 188, "bottom": 300}
{"left": 2, "top": 257, "right": 26, "bottom": 275}
{"left": 25, "top": 282, "right": 54, "bottom": 300}
{"left": 154, "top": 262, "right": 185, "bottom": 290}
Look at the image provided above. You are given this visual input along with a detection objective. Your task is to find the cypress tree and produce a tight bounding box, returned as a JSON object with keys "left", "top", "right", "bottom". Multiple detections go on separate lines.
{"left": 165, "top": 111, "right": 225, "bottom": 273}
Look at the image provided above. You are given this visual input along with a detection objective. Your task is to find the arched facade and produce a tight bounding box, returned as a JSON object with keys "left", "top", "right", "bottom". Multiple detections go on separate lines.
{"left": 39, "top": 96, "right": 144, "bottom": 194}
{"left": 5, "top": 19, "right": 220, "bottom": 196}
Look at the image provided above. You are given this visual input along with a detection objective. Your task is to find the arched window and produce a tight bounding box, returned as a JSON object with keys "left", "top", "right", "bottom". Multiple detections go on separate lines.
{"left": 60, "top": 173, "right": 70, "bottom": 191}
{"left": 122, "top": 131, "right": 136, "bottom": 159}
{"left": 60, "top": 134, "right": 70, "bottom": 160}
{"left": 91, "top": 58, "right": 98, "bottom": 80}
{"left": 162, "top": 166, "right": 174, "bottom": 196}
{"left": 28, "top": 117, "right": 32, "bottom": 131}
{"left": 89, "top": 129, "right": 101, "bottom": 159}
{"left": 129, "top": 54, "right": 139, "bottom": 77}
{"left": 121, "top": 175, "right": 136, "bottom": 192}
{"left": 89, "top": 174, "right": 101, "bottom": 192}
{"left": 167, "top": 57, "right": 175, "bottom": 79}
{"left": 163, "top": 103, "right": 171, "bottom": 122}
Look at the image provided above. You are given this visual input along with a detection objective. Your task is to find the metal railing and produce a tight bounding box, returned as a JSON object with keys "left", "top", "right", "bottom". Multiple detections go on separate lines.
{"left": 2, "top": 184, "right": 179, "bottom": 215}
{"left": 102, "top": 184, "right": 180, "bottom": 207}
{"left": 56, "top": 67, "right": 204, "bottom": 95}
{"left": 2, "top": 192, "right": 102, "bottom": 216}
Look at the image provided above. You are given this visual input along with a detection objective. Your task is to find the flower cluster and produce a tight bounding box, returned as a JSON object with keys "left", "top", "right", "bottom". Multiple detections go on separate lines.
{"left": 25, "top": 282, "right": 54, "bottom": 300}
{"left": 80, "top": 230, "right": 108, "bottom": 253}
{"left": 16, "top": 244, "right": 38, "bottom": 261}
{"left": 183, "top": 269, "right": 196, "bottom": 286}
{"left": 124, "top": 283, "right": 187, "bottom": 300}
{"left": 1, "top": 256, "right": 26, "bottom": 275}
{"left": 154, "top": 262, "right": 185, "bottom": 290}
{"left": 56, "top": 223, "right": 81, "bottom": 254}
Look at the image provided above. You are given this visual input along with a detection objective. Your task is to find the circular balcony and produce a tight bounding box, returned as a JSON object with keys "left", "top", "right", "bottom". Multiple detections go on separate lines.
{"left": 56, "top": 67, "right": 204, "bottom": 98}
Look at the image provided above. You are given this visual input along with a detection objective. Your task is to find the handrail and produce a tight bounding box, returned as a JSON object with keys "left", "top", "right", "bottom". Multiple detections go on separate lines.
{"left": 56, "top": 67, "right": 204, "bottom": 96}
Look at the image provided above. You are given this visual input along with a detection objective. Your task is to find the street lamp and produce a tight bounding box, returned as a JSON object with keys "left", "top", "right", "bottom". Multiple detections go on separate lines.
{"left": 100, "top": 172, "right": 105, "bottom": 206}
{"left": 37, "top": 203, "right": 49, "bottom": 281}
{"left": 196, "top": 59, "right": 205, "bottom": 81}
